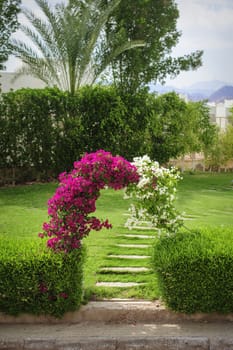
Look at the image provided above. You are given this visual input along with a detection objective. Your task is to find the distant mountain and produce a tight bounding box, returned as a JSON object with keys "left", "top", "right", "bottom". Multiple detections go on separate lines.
{"left": 186, "top": 92, "right": 207, "bottom": 101}
{"left": 208, "top": 86, "right": 233, "bottom": 102}
{"left": 187, "top": 80, "right": 228, "bottom": 93}
{"left": 150, "top": 80, "right": 233, "bottom": 102}
{"left": 150, "top": 83, "right": 208, "bottom": 101}
{"left": 149, "top": 83, "right": 176, "bottom": 94}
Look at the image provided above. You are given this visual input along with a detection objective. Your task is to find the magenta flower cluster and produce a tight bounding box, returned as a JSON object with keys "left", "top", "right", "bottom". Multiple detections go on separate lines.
{"left": 39, "top": 150, "right": 139, "bottom": 252}
{"left": 38, "top": 282, "right": 68, "bottom": 300}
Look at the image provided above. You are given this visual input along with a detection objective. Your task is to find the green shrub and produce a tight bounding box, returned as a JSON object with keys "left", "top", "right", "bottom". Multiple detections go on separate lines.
{"left": 153, "top": 228, "right": 233, "bottom": 313}
{"left": 75, "top": 85, "right": 127, "bottom": 156}
{"left": 0, "top": 88, "right": 68, "bottom": 171}
{"left": 0, "top": 86, "right": 148, "bottom": 184}
{"left": 1, "top": 86, "right": 213, "bottom": 185}
{"left": 0, "top": 238, "right": 85, "bottom": 317}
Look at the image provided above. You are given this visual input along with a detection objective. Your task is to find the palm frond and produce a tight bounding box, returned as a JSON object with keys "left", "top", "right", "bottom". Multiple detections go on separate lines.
{"left": 10, "top": 0, "right": 147, "bottom": 93}
{"left": 77, "top": 0, "right": 121, "bottom": 87}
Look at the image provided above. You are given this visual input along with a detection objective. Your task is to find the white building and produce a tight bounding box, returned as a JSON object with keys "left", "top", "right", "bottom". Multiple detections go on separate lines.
{"left": 207, "top": 100, "right": 233, "bottom": 130}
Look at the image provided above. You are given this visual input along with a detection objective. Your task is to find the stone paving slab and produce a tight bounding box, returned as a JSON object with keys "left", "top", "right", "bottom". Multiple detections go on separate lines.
{"left": 123, "top": 234, "right": 155, "bottom": 239}
{"left": 121, "top": 226, "right": 155, "bottom": 230}
{"left": 116, "top": 244, "right": 150, "bottom": 248}
{"left": 100, "top": 267, "right": 149, "bottom": 272}
{"left": 108, "top": 254, "right": 150, "bottom": 259}
{"left": 95, "top": 282, "right": 144, "bottom": 287}
{"left": 133, "top": 226, "right": 154, "bottom": 229}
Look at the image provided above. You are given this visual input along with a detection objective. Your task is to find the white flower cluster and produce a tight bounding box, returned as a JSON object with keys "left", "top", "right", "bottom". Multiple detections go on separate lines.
{"left": 124, "top": 155, "right": 183, "bottom": 236}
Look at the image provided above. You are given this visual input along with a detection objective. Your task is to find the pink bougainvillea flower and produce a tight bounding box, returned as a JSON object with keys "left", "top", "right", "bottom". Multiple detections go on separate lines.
{"left": 39, "top": 150, "right": 139, "bottom": 252}
{"left": 59, "top": 292, "right": 68, "bottom": 299}
{"left": 39, "top": 283, "right": 48, "bottom": 293}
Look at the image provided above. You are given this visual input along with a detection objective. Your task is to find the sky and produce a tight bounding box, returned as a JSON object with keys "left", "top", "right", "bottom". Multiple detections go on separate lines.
{"left": 167, "top": 0, "right": 233, "bottom": 87}
{"left": 4, "top": 0, "right": 233, "bottom": 88}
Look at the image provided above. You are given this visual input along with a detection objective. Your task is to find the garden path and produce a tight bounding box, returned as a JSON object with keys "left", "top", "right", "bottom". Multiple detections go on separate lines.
{"left": 95, "top": 228, "right": 156, "bottom": 291}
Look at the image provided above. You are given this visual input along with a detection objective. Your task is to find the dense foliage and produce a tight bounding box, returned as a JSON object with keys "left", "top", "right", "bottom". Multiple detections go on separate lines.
{"left": 0, "top": 238, "right": 85, "bottom": 317}
{"left": 146, "top": 92, "right": 188, "bottom": 163}
{"left": 74, "top": 85, "right": 127, "bottom": 156}
{"left": 153, "top": 228, "right": 233, "bottom": 313}
{"left": 145, "top": 93, "right": 216, "bottom": 164}
{"left": 0, "top": 0, "right": 21, "bottom": 70}
{"left": 0, "top": 86, "right": 148, "bottom": 184}
{"left": 107, "top": 0, "right": 203, "bottom": 92}
{"left": 0, "top": 87, "right": 70, "bottom": 181}
{"left": 205, "top": 124, "right": 233, "bottom": 170}
{"left": 0, "top": 86, "right": 216, "bottom": 185}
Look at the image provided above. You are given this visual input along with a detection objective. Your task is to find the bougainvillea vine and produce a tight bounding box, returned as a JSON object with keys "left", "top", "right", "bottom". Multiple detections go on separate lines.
{"left": 39, "top": 150, "right": 139, "bottom": 252}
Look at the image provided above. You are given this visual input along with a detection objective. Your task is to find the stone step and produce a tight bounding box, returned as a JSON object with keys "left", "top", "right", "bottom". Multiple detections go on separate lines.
{"left": 1, "top": 301, "right": 233, "bottom": 350}
{"left": 123, "top": 234, "right": 155, "bottom": 239}
{"left": 123, "top": 226, "right": 156, "bottom": 230}
{"left": 116, "top": 244, "right": 150, "bottom": 248}
{"left": 108, "top": 254, "right": 150, "bottom": 259}
{"left": 100, "top": 267, "right": 150, "bottom": 273}
{"left": 133, "top": 226, "right": 155, "bottom": 230}
{"left": 2, "top": 300, "right": 233, "bottom": 324}
{"left": 96, "top": 282, "right": 145, "bottom": 288}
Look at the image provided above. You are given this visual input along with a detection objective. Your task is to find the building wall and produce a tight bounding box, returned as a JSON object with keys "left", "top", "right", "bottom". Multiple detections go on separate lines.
{"left": 208, "top": 99, "right": 233, "bottom": 130}
{"left": 0, "top": 72, "right": 46, "bottom": 92}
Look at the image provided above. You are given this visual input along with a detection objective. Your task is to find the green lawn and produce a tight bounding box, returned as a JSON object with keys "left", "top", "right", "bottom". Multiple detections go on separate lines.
{"left": 0, "top": 172, "right": 233, "bottom": 300}
{"left": 176, "top": 173, "right": 233, "bottom": 228}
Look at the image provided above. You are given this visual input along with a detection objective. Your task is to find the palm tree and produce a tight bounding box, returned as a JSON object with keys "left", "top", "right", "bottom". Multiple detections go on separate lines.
{"left": 11, "top": 0, "right": 145, "bottom": 95}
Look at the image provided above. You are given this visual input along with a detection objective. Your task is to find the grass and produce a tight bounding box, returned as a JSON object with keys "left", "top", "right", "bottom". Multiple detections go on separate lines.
{"left": 0, "top": 172, "right": 233, "bottom": 301}
{"left": 0, "top": 183, "right": 58, "bottom": 240}
{"left": 176, "top": 172, "right": 233, "bottom": 228}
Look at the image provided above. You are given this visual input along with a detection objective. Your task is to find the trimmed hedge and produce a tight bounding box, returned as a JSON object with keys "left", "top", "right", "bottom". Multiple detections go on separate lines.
{"left": 0, "top": 88, "right": 68, "bottom": 174}
{"left": 153, "top": 228, "right": 233, "bottom": 313}
{"left": 75, "top": 85, "right": 127, "bottom": 156}
{"left": 0, "top": 238, "right": 85, "bottom": 317}
{"left": 0, "top": 86, "right": 216, "bottom": 185}
{"left": 0, "top": 86, "right": 149, "bottom": 184}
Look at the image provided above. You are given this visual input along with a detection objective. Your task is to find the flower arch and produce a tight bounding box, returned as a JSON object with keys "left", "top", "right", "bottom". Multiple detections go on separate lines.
{"left": 39, "top": 150, "right": 139, "bottom": 252}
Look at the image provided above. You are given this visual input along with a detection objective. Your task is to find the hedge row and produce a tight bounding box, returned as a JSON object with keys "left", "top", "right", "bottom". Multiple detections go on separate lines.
{"left": 153, "top": 228, "right": 233, "bottom": 314}
{"left": 0, "top": 238, "right": 85, "bottom": 317}
{"left": 0, "top": 86, "right": 150, "bottom": 184}
{"left": 1, "top": 85, "right": 214, "bottom": 185}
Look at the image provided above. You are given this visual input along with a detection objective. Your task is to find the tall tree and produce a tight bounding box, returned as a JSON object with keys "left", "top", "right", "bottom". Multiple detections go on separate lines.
{"left": 145, "top": 92, "right": 189, "bottom": 163}
{"left": 106, "top": 0, "right": 203, "bottom": 92}
{"left": 145, "top": 93, "right": 216, "bottom": 164}
{"left": 0, "top": 0, "right": 21, "bottom": 70}
{"left": 185, "top": 101, "right": 217, "bottom": 155}
{"left": 11, "top": 0, "right": 145, "bottom": 94}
